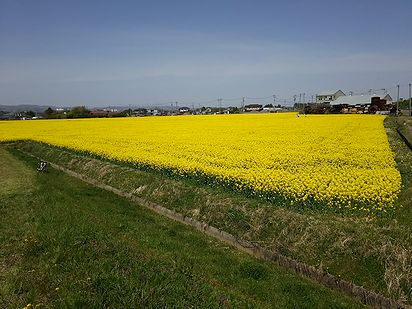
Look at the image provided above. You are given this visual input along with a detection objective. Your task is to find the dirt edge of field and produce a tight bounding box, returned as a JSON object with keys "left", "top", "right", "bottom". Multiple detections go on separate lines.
{"left": 12, "top": 147, "right": 409, "bottom": 309}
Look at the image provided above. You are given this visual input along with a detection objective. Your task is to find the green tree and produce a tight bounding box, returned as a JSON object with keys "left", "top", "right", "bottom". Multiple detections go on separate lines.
{"left": 67, "top": 106, "right": 91, "bottom": 118}
{"left": 25, "top": 110, "right": 35, "bottom": 118}
{"left": 44, "top": 107, "right": 56, "bottom": 118}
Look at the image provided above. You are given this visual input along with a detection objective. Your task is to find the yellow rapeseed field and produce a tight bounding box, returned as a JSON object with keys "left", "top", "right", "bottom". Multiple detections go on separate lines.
{"left": 0, "top": 113, "right": 401, "bottom": 211}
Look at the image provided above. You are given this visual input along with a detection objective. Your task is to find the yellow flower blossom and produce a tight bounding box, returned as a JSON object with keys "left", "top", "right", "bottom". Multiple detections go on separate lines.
{"left": 0, "top": 113, "right": 401, "bottom": 211}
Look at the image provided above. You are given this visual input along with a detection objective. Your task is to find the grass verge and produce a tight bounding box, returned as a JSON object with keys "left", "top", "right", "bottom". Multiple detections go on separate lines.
{"left": 0, "top": 147, "right": 362, "bottom": 308}
{"left": 393, "top": 116, "right": 412, "bottom": 145}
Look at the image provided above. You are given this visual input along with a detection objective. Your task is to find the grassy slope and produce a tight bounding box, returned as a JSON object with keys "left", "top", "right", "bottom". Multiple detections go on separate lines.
{"left": 386, "top": 117, "right": 412, "bottom": 215}
{"left": 0, "top": 147, "right": 362, "bottom": 308}
{"left": 395, "top": 116, "right": 412, "bottom": 143}
{"left": 8, "top": 116, "right": 412, "bottom": 304}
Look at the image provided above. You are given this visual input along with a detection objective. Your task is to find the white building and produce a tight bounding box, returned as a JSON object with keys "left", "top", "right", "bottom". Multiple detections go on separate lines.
{"left": 316, "top": 90, "right": 346, "bottom": 103}
{"left": 331, "top": 94, "right": 393, "bottom": 106}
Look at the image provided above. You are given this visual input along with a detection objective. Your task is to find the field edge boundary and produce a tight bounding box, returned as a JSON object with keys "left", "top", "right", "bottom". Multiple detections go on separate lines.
{"left": 14, "top": 147, "right": 409, "bottom": 309}
{"left": 396, "top": 128, "right": 412, "bottom": 152}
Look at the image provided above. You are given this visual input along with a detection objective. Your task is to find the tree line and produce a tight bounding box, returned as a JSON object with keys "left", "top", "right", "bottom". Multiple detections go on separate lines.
{"left": 43, "top": 106, "right": 129, "bottom": 119}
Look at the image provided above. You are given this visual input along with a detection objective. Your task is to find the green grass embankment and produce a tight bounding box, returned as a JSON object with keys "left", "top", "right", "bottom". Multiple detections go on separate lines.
{"left": 393, "top": 116, "right": 412, "bottom": 150}
{"left": 0, "top": 147, "right": 362, "bottom": 308}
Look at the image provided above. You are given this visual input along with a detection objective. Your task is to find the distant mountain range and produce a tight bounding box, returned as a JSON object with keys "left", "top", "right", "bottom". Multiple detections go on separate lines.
{"left": 0, "top": 104, "right": 185, "bottom": 114}
{"left": 0, "top": 105, "right": 56, "bottom": 113}
{"left": 0, "top": 104, "right": 128, "bottom": 113}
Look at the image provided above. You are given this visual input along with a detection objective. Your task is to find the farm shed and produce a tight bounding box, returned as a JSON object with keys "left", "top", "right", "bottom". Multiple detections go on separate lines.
{"left": 332, "top": 94, "right": 392, "bottom": 106}
{"left": 178, "top": 107, "right": 190, "bottom": 114}
{"left": 316, "top": 90, "right": 346, "bottom": 103}
{"left": 331, "top": 94, "right": 393, "bottom": 113}
{"left": 244, "top": 104, "right": 263, "bottom": 112}
{"left": 90, "top": 110, "right": 111, "bottom": 117}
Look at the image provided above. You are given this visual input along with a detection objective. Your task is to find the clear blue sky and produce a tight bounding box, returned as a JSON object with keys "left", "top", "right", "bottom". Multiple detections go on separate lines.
{"left": 1, "top": 0, "right": 411, "bottom": 107}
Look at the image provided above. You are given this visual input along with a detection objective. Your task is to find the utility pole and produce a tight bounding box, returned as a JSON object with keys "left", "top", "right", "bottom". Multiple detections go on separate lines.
{"left": 299, "top": 93, "right": 302, "bottom": 104}
{"left": 241, "top": 97, "right": 245, "bottom": 112}
{"left": 218, "top": 98, "right": 222, "bottom": 114}
{"left": 397, "top": 85, "right": 400, "bottom": 116}
{"left": 303, "top": 93, "right": 306, "bottom": 104}
{"left": 409, "top": 83, "right": 411, "bottom": 116}
{"left": 272, "top": 95, "right": 276, "bottom": 106}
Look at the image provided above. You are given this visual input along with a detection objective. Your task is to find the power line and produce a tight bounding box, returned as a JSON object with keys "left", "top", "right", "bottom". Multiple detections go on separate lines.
{"left": 218, "top": 98, "right": 222, "bottom": 113}
{"left": 245, "top": 95, "right": 273, "bottom": 100}
{"left": 123, "top": 83, "right": 410, "bottom": 109}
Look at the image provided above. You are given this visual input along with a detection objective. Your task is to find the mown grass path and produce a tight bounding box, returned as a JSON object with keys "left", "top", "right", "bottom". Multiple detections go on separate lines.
{"left": 0, "top": 148, "right": 363, "bottom": 308}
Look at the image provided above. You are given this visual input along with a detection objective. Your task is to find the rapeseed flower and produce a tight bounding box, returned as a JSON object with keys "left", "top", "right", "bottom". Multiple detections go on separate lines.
{"left": 0, "top": 113, "right": 401, "bottom": 211}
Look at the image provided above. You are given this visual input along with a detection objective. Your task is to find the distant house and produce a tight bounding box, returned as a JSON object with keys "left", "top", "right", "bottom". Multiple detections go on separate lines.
{"left": 316, "top": 90, "right": 346, "bottom": 104}
{"left": 178, "top": 107, "right": 190, "bottom": 114}
{"left": 244, "top": 104, "right": 263, "bottom": 112}
{"left": 201, "top": 107, "right": 213, "bottom": 115}
{"left": 133, "top": 108, "right": 148, "bottom": 116}
{"left": 90, "top": 110, "right": 110, "bottom": 117}
{"left": 263, "top": 104, "right": 283, "bottom": 113}
{"left": 150, "top": 109, "right": 161, "bottom": 116}
{"left": 263, "top": 104, "right": 274, "bottom": 112}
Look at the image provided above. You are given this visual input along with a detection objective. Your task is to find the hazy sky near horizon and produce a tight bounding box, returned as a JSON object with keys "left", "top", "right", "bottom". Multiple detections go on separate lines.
{"left": 1, "top": 0, "right": 411, "bottom": 107}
